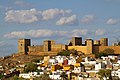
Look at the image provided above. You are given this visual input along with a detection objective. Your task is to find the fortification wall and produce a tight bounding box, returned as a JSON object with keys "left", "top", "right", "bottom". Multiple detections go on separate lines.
{"left": 28, "top": 45, "right": 44, "bottom": 52}
{"left": 99, "top": 46, "right": 120, "bottom": 54}
{"left": 18, "top": 39, "right": 31, "bottom": 54}
{"left": 68, "top": 46, "right": 87, "bottom": 54}
{"left": 93, "top": 46, "right": 120, "bottom": 54}
{"left": 28, "top": 51, "right": 57, "bottom": 56}
{"left": 93, "top": 46, "right": 99, "bottom": 54}
{"left": 51, "top": 44, "right": 67, "bottom": 52}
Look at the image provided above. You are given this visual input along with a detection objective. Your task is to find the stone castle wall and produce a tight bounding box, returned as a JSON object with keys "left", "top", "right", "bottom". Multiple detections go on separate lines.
{"left": 18, "top": 37, "right": 120, "bottom": 56}
{"left": 28, "top": 45, "right": 44, "bottom": 52}
{"left": 28, "top": 51, "right": 58, "bottom": 56}
{"left": 93, "top": 46, "right": 120, "bottom": 54}
{"left": 68, "top": 46, "right": 87, "bottom": 54}
{"left": 99, "top": 46, "right": 120, "bottom": 54}
{"left": 18, "top": 39, "right": 31, "bottom": 54}
{"left": 51, "top": 44, "right": 67, "bottom": 52}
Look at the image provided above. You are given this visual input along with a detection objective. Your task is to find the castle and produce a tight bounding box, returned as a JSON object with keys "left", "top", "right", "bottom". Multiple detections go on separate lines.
{"left": 18, "top": 37, "right": 120, "bottom": 56}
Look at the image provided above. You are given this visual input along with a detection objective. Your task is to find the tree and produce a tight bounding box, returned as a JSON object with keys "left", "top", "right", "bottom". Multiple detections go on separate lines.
{"left": 95, "top": 48, "right": 115, "bottom": 58}
{"left": 34, "top": 74, "right": 51, "bottom": 80}
{"left": 118, "top": 41, "right": 120, "bottom": 45}
{"left": 0, "top": 73, "right": 4, "bottom": 79}
{"left": 95, "top": 52, "right": 108, "bottom": 58}
{"left": 32, "top": 59, "right": 40, "bottom": 63}
{"left": 69, "top": 49, "right": 78, "bottom": 56}
{"left": 24, "top": 63, "right": 37, "bottom": 73}
{"left": 57, "top": 49, "right": 78, "bottom": 56}
{"left": 57, "top": 50, "right": 70, "bottom": 56}
{"left": 60, "top": 72, "right": 68, "bottom": 80}
{"left": 103, "top": 48, "right": 114, "bottom": 54}
{"left": 9, "top": 75, "right": 25, "bottom": 80}
{"left": 105, "top": 69, "right": 112, "bottom": 79}
{"left": 97, "top": 69, "right": 112, "bottom": 80}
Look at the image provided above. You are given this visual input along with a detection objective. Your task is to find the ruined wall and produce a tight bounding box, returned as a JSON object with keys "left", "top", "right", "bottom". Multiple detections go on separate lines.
{"left": 68, "top": 46, "right": 87, "bottom": 54}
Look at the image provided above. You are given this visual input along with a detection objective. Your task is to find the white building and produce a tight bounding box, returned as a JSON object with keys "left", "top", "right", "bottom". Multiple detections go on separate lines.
{"left": 108, "top": 55, "right": 117, "bottom": 60}
{"left": 112, "top": 63, "right": 119, "bottom": 69}
{"left": 55, "top": 56, "right": 64, "bottom": 64}
{"left": 83, "top": 78, "right": 100, "bottom": 80}
{"left": 0, "top": 66, "right": 3, "bottom": 71}
{"left": 49, "top": 71, "right": 61, "bottom": 80}
{"left": 86, "top": 70, "right": 98, "bottom": 73}
{"left": 111, "top": 69, "right": 120, "bottom": 78}
{"left": 101, "top": 56, "right": 109, "bottom": 60}
{"left": 102, "top": 60, "right": 111, "bottom": 65}
{"left": 95, "top": 63, "right": 102, "bottom": 71}
{"left": 81, "top": 61, "right": 96, "bottom": 65}
{"left": 78, "top": 77, "right": 84, "bottom": 80}
{"left": 73, "top": 66, "right": 82, "bottom": 73}
{"left": 49, "top": 58, "right": 57, "bottom": 65}
{"left": 37, "top": 66, "right": 45, "bottom": 70}
{"left": 68, "top": 57, "right": 76, "bottom": 65}
{"left": 19, "top": 71, "right": 44, "bottom": 79}
{"left": 19, "top": 73, "right": 31, "bottom": 79}
{"left": 117, "top": 59, "right": 120, "bottom": 64}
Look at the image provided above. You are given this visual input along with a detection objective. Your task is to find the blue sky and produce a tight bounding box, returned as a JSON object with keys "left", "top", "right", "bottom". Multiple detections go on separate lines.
{"left": 0, "top": 0, "right": 120, "bottom": 56}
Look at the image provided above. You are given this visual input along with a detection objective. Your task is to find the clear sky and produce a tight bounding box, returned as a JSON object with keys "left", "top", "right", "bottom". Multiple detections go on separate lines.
{"left": 0, "top": 0, "right": 120, "bottom": 56}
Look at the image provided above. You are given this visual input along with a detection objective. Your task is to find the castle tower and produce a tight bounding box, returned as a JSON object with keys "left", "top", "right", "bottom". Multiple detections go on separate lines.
{"left": 50, "top": 40, "right": 55, "bottom": 45}
{"left": 43, "top": 40, "right": 55, "bottom": 52}
{"left": 100, "top": 38, "right": 108, "bottom": 46}
{"left": 71, "top": 37, "right": 82, "bottom": 46}
{"left": 18, "top": 39, "right": 31, "bottom": 54}
{"left": 85, "top": 39, "right": 93, "bottom": 54}
{"left": 94, "top": 40, "right": 100, "bottom": 46}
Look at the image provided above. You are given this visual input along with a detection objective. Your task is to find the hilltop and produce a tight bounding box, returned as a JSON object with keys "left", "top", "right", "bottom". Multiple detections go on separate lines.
{"left": 0, "top": 54, "right": 43, "bottom": 70}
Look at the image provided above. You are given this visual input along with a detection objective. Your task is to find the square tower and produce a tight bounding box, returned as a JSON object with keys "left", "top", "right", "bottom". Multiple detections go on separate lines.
{"left": 94, "top": 40, "right": 100, "bottom": 46}
{"left": 100, "top": 38, "right": 108, "bottom": 46}
{"left": 85, "top": 39, "right": 93, "bottom": 54}
{"left": 18, "top": 39, "right": 31, "bottom": 54}
{"left": 71, "top": 37, "right": 82, "bottom": 46}
{"left": 43, "top": 40, "right": 55, "bottom": 52}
